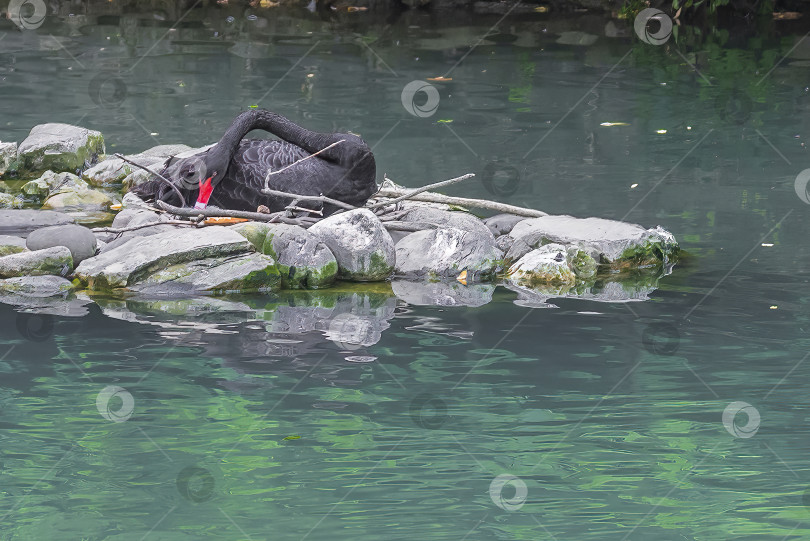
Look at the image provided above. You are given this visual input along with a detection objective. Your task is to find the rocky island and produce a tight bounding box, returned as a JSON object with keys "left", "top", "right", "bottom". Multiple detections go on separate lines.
{"left": 0, "top": 122, "right": 680, "bottom": 316}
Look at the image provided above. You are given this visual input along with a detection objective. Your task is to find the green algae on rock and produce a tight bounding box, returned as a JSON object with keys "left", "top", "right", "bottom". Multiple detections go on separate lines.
{"left": 17, "top": 124, "right": 105, "bottom": 175}
{"left": 0, "top": 246, "right": 73, "bottom": 279}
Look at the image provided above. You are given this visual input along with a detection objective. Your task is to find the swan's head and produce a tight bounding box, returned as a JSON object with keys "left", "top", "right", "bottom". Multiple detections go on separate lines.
{"left": 162, "top": 145, "right": 230, "bottom": 209}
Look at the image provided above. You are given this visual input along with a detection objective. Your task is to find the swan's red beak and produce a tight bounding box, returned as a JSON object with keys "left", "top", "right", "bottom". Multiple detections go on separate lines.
{"left": 194, "top": 177, "right": 214, "bottom": 210}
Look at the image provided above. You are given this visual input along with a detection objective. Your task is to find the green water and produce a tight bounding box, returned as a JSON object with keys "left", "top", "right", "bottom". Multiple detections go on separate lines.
{"left": 2, "top": 3, "right": 810, "bottom": 540}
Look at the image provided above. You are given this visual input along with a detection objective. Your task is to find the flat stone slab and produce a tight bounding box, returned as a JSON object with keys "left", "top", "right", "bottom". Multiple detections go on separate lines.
{"left": 0, "top": 246, "right": 72, "bottom": 278}
{"left": 74, "top": 226, "right": 253, "bottom": 289}
{"left": 17, "top": 123, "right": 105, "bottom": 174}
{"left": 509, "top": 215, "right": 679, "bottom": 265}
{"left": 0, "top": 275, "right": 74, "bottom": 297}
{"left": 129, "top": 252, "right": 280, "bottom": 294}
{"left": 0, "top": 209, "right": 75, "bottom": 237}
{"left": 0, "top": 235, "right": 27, "bottom": 256}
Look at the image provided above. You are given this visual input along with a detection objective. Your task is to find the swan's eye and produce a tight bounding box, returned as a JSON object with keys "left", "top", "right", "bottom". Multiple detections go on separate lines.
{"left": 184, "top": 170, "right": 195, "bottom": 178}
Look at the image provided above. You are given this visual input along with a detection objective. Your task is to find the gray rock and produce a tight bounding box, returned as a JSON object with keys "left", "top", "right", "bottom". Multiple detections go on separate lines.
{"left": 121, "top": 191, "right": 152, "bottom": 210}
{"left": 0, "top": 246, "right": 73, "bottom": 278}
{"left": 100, "top": 223, "right": 178, "bottom": 253}
{"left": 391, "top": 279, "right": 494, "bottom": 307}
{"left": 506, "top": 244, "right": 578, "bottom": 286}
{"left": 0, "top": 193, "right": 23, "bottom": 209}
{"left": 0, "top": 209, "right": 75, "bottom": 237}
{"left": 0, "top": 275, "right": 74, "bottom": 297}
{"left": 17, "top": 123, "right": 105, "bottom": 174}
{"left": 0, "top": 142, "right": 17, "bottom": 176}
{"left": 100, "top": 211, "right": 175, "bottom": 251}
{"left": 82, "top": 144, "right": 192, "bottom": 186}
{"left": 397, "top": 206, "right": 493, "bottom": 238}
{"left": 504, "top": 236, "right": 532, "bottom": 262}
{"left": 22, "top": 171, "right": 87, "bottom": 198}
{"left": 394, "top": 226, "right": 502, "bottom": 280}
{"left": 509, "top": 215, "right": 680, "bottom": 266}
{"left": 308, "top": 209, "right": 395, "bottom": 282}
{"left": 129, "top": 252, "right": 281, "bottom": 295}
{"left": 96, "top": 209, "right": 169, "bottom": 249}
{"left": 230, "top": 221, "right": 272, "bottom": 251}
{"left": 21, "top": 171, "right": 113, "bottom": 211}
{"left": 261, "top": 224, "right": 337, "bottom": 289}
{"left": 0, "top": 235, "right": 27, "bottom": 256}
{"left": 484, "top": 213, "right": 527, "bottom": 236}
{"left": 111, "top": 208, "right": 160, "bottom": 229}
{"left": 494, "top": 234, "right": 514, "bottom": 254}
{"left": 74, "top": 226, "right": 252, "bottom": 289}
{"left": 26, "top": 224, "right": 98, "bottom": 266}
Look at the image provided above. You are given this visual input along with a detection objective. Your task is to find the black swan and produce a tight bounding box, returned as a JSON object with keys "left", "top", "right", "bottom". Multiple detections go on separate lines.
{"left": 132, "top": 109, "right": 377, "bottom": 216}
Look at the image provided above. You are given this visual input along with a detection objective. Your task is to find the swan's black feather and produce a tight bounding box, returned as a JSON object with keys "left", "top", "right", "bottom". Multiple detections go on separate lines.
{"left": 132, "top": 110, "right": 377, "bottom": 216}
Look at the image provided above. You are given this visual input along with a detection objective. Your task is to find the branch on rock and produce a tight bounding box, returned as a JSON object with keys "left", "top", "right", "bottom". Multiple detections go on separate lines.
{"left": 114, "top": 153, "right": 185, "bottom": 206}
{"left": 92, "top": 220, "right": 197, "bottom": 234}
{"left": 261, "top": 188, "right": 356, "bottom": 211}
{"left": 371, "top": 176, "right": 547, "bottom": 218}
{"left": 366, "top": 174, "right": 475, "bottom": 210}
{"left": 156, "top": 201, "right": 317, "bottom": 227}
{"left": 382, "top": 221, "right": 439, "bottom": 232}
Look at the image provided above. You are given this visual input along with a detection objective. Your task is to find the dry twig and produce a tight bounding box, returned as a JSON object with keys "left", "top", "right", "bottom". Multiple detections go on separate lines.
{"left": 366, "top": 174, "right": 474, "bottom": 210}
{"left": 372, "top": 175, "right": 547, "bottom": 217}
{"left": 114, "top": 153, "right": 186, "bottom": 206}
{"left": 156, "top": 201, "right": 317, "bottom": 227}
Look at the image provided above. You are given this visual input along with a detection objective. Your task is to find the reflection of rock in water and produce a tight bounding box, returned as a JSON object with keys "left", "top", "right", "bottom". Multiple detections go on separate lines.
{"left": 269, "top": 291, "right": 396, "bottom": 350}
{"left": 505, "top": 276, "right": 660, "bottom": 308}
{"left": 93, "top": 288, "right": 397, "bottom": 362}
{"left": 391, "top": 280, "right": 494, "bottom": 308}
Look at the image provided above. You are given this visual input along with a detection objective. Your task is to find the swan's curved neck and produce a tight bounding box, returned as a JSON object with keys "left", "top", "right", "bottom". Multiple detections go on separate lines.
{"left": 217, "top": 110, "right": 331, "bottom": 157}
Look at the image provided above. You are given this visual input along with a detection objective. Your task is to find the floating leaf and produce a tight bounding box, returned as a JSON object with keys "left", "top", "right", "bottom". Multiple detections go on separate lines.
{"left": 457, "top": 270, "right": 468, "bottom": 285}
{"left": 282, "top": 435, "right": 301, "bottom": 440}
